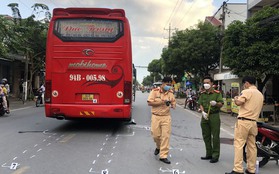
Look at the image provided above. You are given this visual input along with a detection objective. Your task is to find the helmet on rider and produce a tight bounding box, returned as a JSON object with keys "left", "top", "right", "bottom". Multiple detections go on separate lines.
{"left": 2, "top": 78, "right": 7, "bottom": 84}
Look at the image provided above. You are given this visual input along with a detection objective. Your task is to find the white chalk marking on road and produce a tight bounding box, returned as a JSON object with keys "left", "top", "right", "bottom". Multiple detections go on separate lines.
{"left": 37, "top": 148, "right": 42, "bottom": 152}
{"left": 1, "top": 163, "right": 8, "bottom": 167}
{"left": 34, "top": 144, "right": 38, "bottom": 148}
{"left": 117, "top": 131, "right": 135, "bottom": 137}
{"left": 97, "top": 154, "right": 100, "bottom": 158}
{"left": 43, "top": 130, "right": 49, "bottom": 134}
{"left": 92, "top": 160, "right": 96, "bottom": 164}
{"left": 111, "top": 153, "right": 114, "bottom": 156}
{"left": 59, "top": 134, "right": 76, "bottom": 143}
{"left": 113, "top": 146, "right": 116, "bottom": 149}
{"left": 43, "top": 139, "right": 46, "bottom": 142}
{"left": 30, "top": 155, "right": 35, "bottom": 159}
{"left": 220, "top": 127, "right": 234, "bottom": 137}
{"left": 103, "top": 142, "right": 106, "bottom": 145}
{"left": 46, "top": 143, "right": 51, "bottom": 146}
{"left": 22, "top": 150, "right": 27, "bottom": 154}
{"left": 107, "top": 159, "right": 112, "bottom": 163}
{"left": 159, "top": 167, "right": 186, "bottom": 174}
{"left": 13, "top": 157, "right": 18, "bottom": 160}
{"left": 100, "top": 148, "right": 103, "bottom": 151}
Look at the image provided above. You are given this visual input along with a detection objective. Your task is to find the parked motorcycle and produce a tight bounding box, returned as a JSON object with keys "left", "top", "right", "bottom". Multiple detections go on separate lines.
{"left": 243, "top": 122, "right": 279, "bottom": 167}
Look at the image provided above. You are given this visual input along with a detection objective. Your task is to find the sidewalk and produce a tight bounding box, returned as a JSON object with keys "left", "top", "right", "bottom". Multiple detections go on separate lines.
{"left": 8, "top": 97, "right": 35, "bottom": 111}
{"left": 175, "top": 97, "right": 279, "bottom": 128}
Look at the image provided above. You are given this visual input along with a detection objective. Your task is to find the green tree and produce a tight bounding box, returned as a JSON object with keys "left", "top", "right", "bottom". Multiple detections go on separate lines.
{"left": 223, "top": 6, "right": 279, "bottom": 91}
{"left": 162, "top": 22, "right": 220, "bottom": 81}
{"left": 147, "top": 59, "right": 163, "bottom": 82}
{"left": 142, "top": 75, "right": 154, "bottom": 87}
{"left": 7, "top": 3, "right": 50, "bottom": 98}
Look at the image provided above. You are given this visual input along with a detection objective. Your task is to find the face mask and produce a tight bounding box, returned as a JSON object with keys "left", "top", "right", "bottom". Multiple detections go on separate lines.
{"left": 163, "top": 85, "right": 171, "bottom": 91}
{"left": 203, "top": 84, "right": 211, "bottom": 90}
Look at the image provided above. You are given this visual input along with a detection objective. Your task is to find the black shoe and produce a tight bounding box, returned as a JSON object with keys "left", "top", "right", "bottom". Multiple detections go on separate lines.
{"left": 210, "top": 158, "right": 219, "bottom": 163}
{"left": 159, "top": 158, "right": 171, "bottom": 164}
{"left": 201, "top": 156, "right": 212, "bottom": 160}
{"left": 245, "top": 169, "right": 255, "bottom": 174}
{"left": 225, "top": 171, "right": 244, "bottom": 174}
{"left": 154, "top": 148, "right": 160, "bottom": 155}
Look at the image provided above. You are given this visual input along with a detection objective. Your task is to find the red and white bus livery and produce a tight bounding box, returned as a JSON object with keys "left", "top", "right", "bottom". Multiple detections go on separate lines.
{"left": 45, "top": 8, "right": 133, "bottom": 120}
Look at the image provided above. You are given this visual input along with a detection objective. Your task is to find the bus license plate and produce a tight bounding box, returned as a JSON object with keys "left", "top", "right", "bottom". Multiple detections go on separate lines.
{"left": 82, "top": 94, "right": 94, "bottom": 100}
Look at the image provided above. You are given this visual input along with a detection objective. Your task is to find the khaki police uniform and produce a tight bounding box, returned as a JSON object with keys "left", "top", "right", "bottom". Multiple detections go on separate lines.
{"left": 147, "top": 87, "right": 176, "bottom": 159}
{"left": 233, "top": 86, "right": 263, "bottom": 173}
{"left": 198, "top": 89, "right": 223, "bottom": 160}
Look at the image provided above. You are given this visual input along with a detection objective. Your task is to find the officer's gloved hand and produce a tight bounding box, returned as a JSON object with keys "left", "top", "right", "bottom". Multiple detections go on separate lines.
{"left": 210, "top": 100, "right": 217, "bottom": 106}
{"left": 202, "top": 111, "right": 208, "bottom": 120}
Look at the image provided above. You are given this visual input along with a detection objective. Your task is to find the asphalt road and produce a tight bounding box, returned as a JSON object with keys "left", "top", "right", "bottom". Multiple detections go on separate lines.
{"left": 0, "top": 92, "right": 278, "bottom": 174}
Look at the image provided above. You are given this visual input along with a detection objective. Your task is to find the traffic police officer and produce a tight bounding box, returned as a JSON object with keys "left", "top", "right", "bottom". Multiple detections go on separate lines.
{"left": 198, "top": 76, "right": 223, "bottom": 163}
{"left": 226, "top": 76, "right": 263, "bottom": 174}
{"left": 147, "top": 77, "right": 176, "bottom": 164}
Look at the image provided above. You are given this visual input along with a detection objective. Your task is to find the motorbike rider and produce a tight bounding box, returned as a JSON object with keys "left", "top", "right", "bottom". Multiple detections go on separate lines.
{"left": 2, "top": 78, "right": 10, "bottom": 113}
{"left": 225, "top": 76, "right": 264, "bottom": 174}
{"left": 184, "top": 88, "right": 195, "bottom": 109}
{"left": 37, "top": 83, "right": 45, "bottom": 104}
{"left": 0, "top": 84, "right": 8, "bottom": 113}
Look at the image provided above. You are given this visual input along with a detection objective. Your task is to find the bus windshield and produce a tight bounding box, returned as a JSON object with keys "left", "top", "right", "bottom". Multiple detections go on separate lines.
{"left": 54, "top": 19, "right": 124, "bottom": 42}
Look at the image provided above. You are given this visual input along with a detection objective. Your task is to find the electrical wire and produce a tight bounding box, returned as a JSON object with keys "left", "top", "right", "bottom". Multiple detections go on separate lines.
{"left": 164, "top": 0, "right": 181, "bottom": 29}
{"left": 174, "top": 0, "right": 197, "bottom": 29}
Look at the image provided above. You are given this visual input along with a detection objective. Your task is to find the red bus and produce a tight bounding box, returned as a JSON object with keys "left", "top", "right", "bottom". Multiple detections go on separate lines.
{"left": 45, "top": 8, "right": 133, "bottom": 120}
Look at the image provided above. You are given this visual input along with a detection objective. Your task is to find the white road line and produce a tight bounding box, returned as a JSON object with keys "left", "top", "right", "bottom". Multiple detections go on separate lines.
{"left": 11, "top": 107, "right": 33, "bottom": 112}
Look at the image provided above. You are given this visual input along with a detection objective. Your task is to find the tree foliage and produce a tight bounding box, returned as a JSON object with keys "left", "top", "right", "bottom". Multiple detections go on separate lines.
{"left": 160, "top": 21, "right": 220, "bottom": 82}
{"left": 223, "top": 6, "right": 279, "bottom": 90}
{"left": 3, "top": 3, "right": 50, "bottom": 97}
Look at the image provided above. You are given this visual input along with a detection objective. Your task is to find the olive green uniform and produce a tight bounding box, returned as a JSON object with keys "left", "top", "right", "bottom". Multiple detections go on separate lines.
{"left": 198, "top": 90, "right": 223, "bottom": 160}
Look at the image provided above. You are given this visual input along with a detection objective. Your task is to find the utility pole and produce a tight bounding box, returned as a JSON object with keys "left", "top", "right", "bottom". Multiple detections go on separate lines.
{"left": 164, "top": 23, "right": 176, "bottom": 47}
{"left": 219, "top": 1, "right": 226, "bottom": 73}
{"left": 23, "top": 56, "right": 28, "bottom": 103}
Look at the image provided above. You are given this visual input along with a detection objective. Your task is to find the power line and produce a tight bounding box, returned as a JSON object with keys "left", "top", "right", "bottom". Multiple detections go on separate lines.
{"left": 174, "top": 0, "right": 197, "bottom": 28}
{"left": 164, "top": 0, "right": 181, "bottom": 29}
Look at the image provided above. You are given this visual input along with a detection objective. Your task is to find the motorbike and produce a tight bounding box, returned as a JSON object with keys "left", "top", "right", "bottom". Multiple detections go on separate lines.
{"left": 34, "top": 91, "right": 43, "bottom": 107}
{"left": 243, "top": 121, "right": 279, "bottom": 167}
{"left": 186, "top": 95, "right": 197, "bottom": 111}
{"left": 0, "top": 95, "right": 6, "bottom": 116}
